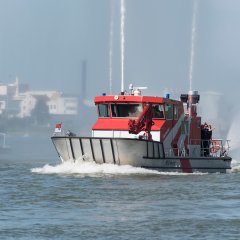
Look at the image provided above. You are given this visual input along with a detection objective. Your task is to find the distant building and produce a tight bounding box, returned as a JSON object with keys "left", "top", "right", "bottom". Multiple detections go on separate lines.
{"left": 48, "top": 95, "right": 78, "bottom": 115}
{"left": 0, "top": 77, "right": 78, "bottom": 118}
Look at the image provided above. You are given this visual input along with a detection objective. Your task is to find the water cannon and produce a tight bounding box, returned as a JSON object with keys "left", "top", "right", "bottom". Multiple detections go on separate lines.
{"left": 180, "top": 91, "right": 200, "bottom": 104}
{"left": 129, "top": 84, "right": 147, "bottom": 96}
{"left": 180, "top": 94, "right": 188, "bottom": 103}
{"left": 188, "top": 90, "right": 200, "bottom": 104}
{"left": 180, "top": 90, "right": 200, "bottom": 117}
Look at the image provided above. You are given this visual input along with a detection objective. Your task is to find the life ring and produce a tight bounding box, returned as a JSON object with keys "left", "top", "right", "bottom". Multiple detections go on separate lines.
{"left": 210, "top": 140, "right": 220, "bottom": 153}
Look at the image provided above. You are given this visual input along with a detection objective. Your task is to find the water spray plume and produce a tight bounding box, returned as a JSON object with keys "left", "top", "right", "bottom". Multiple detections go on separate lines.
{"left": 189, "top": 0, "right": 198, "bottom": 91}
{"left": 109, "top": 0, "right": 115, "bottom": 95}
{"left": 225, "top": 110, "right": 240, "bottom": 171}
{"left": 120, "top": 0, "right": 126, "bottom": 93}
{"left": 227, "top": 112, "right": 240, "bottom": 157}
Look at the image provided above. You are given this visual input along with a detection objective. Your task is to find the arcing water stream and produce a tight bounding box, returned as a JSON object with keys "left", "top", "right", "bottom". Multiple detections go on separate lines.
{"left": 189, "top": 0, "right": 198, "bottom": 91}
{"left": 120, "top": 0, "right": 126, "bottom": 93}
{"left": 108, "top": 0, "right": 115, "bottom": 95}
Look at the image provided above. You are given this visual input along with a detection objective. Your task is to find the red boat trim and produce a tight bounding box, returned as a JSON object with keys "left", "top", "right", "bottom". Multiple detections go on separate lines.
{"left": 180, "top": 159, "right": 192, "bottom": 173}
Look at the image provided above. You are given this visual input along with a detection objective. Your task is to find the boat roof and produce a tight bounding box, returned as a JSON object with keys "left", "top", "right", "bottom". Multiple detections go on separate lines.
{"left": 94, "top": 95, "right": 180, "bottom": 104}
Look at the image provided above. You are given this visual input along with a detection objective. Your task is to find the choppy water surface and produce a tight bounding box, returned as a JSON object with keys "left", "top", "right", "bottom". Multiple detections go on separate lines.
{"left": 1, "top": 135, "right": 240, "bottom": 240}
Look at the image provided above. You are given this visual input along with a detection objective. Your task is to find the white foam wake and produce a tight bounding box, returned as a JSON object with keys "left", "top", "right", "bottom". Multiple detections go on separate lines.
{"left": 31, "top": 161, "right": 158, "bottom": 176}
{"left": 230, "top": 159, "right": 240, "bottom": 173}
{"left": 31, "top": 159, "right": 205, "bottom": 177}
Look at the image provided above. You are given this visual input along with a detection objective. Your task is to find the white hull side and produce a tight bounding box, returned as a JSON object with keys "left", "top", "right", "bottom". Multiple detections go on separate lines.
{"left": 51, "top": 136, "right": 231, "bottom": 173}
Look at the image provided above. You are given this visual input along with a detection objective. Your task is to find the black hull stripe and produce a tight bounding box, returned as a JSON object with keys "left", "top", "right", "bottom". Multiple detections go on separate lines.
{"left": 69, "top": 138, "right": 75, "bottom": 160}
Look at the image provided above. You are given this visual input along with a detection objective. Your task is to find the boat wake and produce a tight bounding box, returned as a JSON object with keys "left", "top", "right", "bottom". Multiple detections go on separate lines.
{"left": 31, "top": 159, "right": 206, "bottom": 177}
{"left": 230, "top": 159, "right": 240, "bottom": 173}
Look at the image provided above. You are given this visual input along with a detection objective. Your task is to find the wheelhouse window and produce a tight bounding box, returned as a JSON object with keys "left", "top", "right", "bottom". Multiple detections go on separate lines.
{"left": 165, "top": 104, "right": 173, "bottom": 120}
{"left": 152, "top": 104, "right": 165, "bottom": 119}
{"left": 111, "top": 103, "right": 142, "bottom": 118}
{"left": 98, "top": 104, "right": 109, "bottom": 117}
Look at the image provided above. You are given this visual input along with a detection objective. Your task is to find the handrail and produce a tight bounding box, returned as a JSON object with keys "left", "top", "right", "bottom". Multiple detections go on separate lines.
{"left": 164, "top": 138, "right": 230, "bottom": 158}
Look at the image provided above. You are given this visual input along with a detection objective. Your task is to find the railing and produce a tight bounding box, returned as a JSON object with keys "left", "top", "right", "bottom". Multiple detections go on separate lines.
{"left": 197, "top": 139, "right": 230, "bottom": 157}
{"left": 164, "top": 148, "right": 188, "bottom": 157}
{"left": 164, "top": 139, "right": 231, "bottom": 158}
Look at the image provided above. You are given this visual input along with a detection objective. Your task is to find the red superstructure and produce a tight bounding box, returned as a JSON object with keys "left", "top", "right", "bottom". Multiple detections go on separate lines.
{"left": 92, "top": 94, "right": 200, "bottom": 141}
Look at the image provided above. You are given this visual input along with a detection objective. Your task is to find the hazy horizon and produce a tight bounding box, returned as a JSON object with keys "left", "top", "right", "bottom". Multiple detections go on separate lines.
{"left": 0, "top": 1, "right": 239, "bottom": 96}
{"left": 0, "top": 0, "right": 239, "bottom": 137}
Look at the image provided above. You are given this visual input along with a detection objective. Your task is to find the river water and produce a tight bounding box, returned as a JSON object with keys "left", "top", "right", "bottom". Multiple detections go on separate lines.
{"left": 1, "top": 134, "right": 240, "bottom": 240}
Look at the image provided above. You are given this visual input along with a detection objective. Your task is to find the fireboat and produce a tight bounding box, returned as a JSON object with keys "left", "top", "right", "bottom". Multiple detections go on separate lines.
{"left": 51, "top": 85, "right": 231, "bottom": 173}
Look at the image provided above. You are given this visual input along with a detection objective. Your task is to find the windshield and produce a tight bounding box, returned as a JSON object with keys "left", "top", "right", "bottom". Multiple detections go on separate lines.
{"left": 98, "top": 104, "right": 109, "bottom": 117}
{"left": 111, "top": 104, "right": 142, "bottom": 118}
{"left": 152, "top": 104, "right": 165, "bottom": 119}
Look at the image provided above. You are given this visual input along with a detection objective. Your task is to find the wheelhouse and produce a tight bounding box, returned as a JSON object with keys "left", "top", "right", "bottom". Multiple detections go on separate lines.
{"left": 92, "top": 94, "right": 184, "bottom": 141}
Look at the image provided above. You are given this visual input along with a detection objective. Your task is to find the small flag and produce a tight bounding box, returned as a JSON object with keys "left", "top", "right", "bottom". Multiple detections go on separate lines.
{"left": 55, "top": 123, "right": 62, "bottom": 133}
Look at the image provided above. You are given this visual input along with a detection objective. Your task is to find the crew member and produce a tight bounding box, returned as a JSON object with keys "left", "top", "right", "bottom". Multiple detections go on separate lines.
{"left": 201, "top": 122, "right": 213, "bottom": 156}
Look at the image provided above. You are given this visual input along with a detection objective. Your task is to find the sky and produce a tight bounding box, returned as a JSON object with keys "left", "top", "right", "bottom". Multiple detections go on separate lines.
{"left": 0, "top": 0, "right": 239, "bottom": 105}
